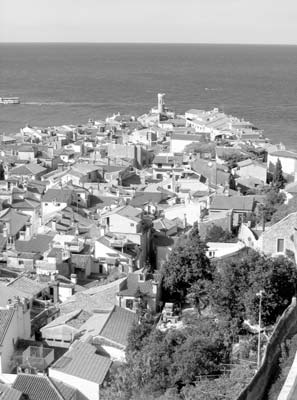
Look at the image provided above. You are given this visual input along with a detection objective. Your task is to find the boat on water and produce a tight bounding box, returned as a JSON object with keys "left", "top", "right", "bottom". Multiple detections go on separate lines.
{"left": 0, "top": 97, "right": 20, "bottom": 105}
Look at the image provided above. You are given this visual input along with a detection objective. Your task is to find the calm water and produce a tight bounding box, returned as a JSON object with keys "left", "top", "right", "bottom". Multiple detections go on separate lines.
{"left": 1, "top": 43, "right": 297, "bottom": 148}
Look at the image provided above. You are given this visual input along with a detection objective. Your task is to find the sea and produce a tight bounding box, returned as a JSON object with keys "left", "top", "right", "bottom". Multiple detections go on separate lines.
{"left": 1, "top": 43, "right": 297, "bottom": 149}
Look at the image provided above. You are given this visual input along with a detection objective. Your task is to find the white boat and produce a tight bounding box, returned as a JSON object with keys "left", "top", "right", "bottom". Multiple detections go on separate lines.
{"left": 0, "top": 97, "right": 20, "bottom": 105}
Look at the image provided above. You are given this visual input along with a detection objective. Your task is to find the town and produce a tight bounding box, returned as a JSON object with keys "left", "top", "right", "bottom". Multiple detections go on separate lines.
{"left": 0, "top": 93, "right": 297, "bottom": 400}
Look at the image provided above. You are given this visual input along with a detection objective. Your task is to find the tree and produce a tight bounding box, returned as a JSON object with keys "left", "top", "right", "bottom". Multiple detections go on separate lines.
{"left": 161, "top": 222, "right": 214, "bottom": 302}
{"left": 205, "top": 225, "right": 234, "bottom": 243}
{"left": 0, "top": 163, "right": 4, "bottom": 180}
{"left": 256, "top": 188, "right": 286, "bottom": 224}
{"left": 244, "top": 255, "right": 297, "bottom": 326}
{"left": 270, "top": 195, "right": 297, "bottom": 225}
{"left": 104, "top": 313, "right": 232, "bottom": 399}
{"left": 211, "top": 251, "right": 297, "bottom": 327}
{"left": 272, "top": 159, "right": 286, "bottom": 190}
{"left": 228, "top": 172, "right": 237, "bottom": 191}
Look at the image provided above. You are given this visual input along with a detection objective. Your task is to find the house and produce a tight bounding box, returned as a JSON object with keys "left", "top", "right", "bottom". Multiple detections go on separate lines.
{"left": 12, "top": 373, "right": 86, "bottom": 400}
{"left": 49, "top": 340, "right": 112, "bottom": 400}
{"left": 41, "top": 305, "right": 137, "bottom": 362}
{"left": 0, "top": 298, "right": 31, "bottom": 373}
{"left": 117, "top": 271, "right": 162, "bottom": 312}
{"left": 17, "top": 145, "right": 37, "bottom": 161}
{"left": 11, "top": 198, "right": 41, "bottom": 234}
{"left": 267, "top": 150, "right": 297, "bottom": 176}
{"left": 7, "top": 234, "right": 54, "bottom": 271}
{"left": 7, "top": 163, "right": 47, "bottom": 182}
{"left": 59, "top": 277, "right": 127, "bottom": 314}
{"left": 206, "top": 241, "right": 246, "bottom": 259}
{"left": 210, "top": 194, "right": 256, "bottom": 226}
{"left": 94, "top": 238, "right": 134, "bottom": 274}
{"left": 170, "top": 132, "right": 204, "bottom": 153}
{"left": 233, "top": 159, "right": 267, "bottom": 183}
{"left": 41, "top": 189, "right": 73, "bottom": 223}
{"left": 0, "top": 208, "right": 31, "bottom": 251}
{"left": 40, "top": 309, "right": 94, "bottom": 348}
{"left": 257, "top": 212, "right": 297, "bottom": 260}
{"left": 93, "top": 305, "right": 138, "bottom": 362}
{"left": 101, "top": 205, "right": 150, "bottom": 268}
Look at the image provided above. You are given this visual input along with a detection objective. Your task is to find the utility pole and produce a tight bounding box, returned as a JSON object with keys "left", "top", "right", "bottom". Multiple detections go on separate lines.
{"left": 257, "top": 290, "right": 264, "bottom": 369}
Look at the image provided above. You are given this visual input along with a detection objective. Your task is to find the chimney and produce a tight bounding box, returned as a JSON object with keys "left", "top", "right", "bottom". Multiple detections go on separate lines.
{"left": 51, "top": 219, "right": 57, "bottom": 232}
{"left": 70, "top": 274, "right": 77, "bottom": 285}
{"left": 183, "top": 213, "right": 187, "bottom": 229}
{"left": 152, "top": 280, "right": 158, "bottom": 295}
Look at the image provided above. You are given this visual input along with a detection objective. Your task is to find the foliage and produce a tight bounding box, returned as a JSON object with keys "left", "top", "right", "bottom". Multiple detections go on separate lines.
{"left": 256, "top": 188, "right": 286, "bottom": 224}
{"left": 104, "top": 314, "right": 231, "bottom": 399}
{"left": 184, "top": 142, "right": 216, "bottom": 158}
{"left": 270, "top": 195, "right": 297, "bottom": 225}
{"left": 162, "top": 222, "right": 214, "bottom": 303}
{"left": 219, "top": 153, "right": 249, "bottom": 169}
{"left": 228, "top": 172, "right": 237, "bottom": 190}
{"left": 272, "top": 158, "right": 286, "bottom": 190}
{"left": 268, "top": 333, "right": 297, "bottom": 400}
{"left": 211, "top": 251, "right": 297, "bottom": 327}
{"left": 0, "top": 163, "right": 4, "bottom": 180}
{"left": 205, "top": 225, "right": 235, "bottom": 243}
{"left": 126, "top": 311, "right": 155, "bottom": 352}
{"left": 182, "top": 362, "right": 255, "bottom": 400}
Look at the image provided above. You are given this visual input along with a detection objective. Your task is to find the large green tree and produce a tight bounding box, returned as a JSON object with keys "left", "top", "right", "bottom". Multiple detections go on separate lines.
{"left": 162, "top": 222, "right": 213, "bottom": 303}
{"left": 211, "top": 251, "right": 297, "bottom": 327}
{"left": 102, "top": 314, "right": 231, "bottom": 400}
{"left": 272, "top": 158, "right": 286, "bottom": 190}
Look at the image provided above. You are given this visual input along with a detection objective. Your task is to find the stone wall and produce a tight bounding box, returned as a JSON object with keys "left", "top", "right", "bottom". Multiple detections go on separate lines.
{"left": 236, "top": 297, "right": 297, "bottom": 400}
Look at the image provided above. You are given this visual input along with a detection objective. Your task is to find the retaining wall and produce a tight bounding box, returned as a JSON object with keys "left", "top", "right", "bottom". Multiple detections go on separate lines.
{"left": 236, "top": 297, "right": 297, "bottom": 400}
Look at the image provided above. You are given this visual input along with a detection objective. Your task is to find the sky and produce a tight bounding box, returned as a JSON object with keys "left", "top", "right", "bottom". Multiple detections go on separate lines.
{"left": 1, "top": 0, "right": 297, "bottom": 44}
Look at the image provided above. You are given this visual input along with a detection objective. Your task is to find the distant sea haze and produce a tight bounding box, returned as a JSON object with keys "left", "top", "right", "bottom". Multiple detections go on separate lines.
{"left": 1, "top": 43, "right": 297, "bottom": 149}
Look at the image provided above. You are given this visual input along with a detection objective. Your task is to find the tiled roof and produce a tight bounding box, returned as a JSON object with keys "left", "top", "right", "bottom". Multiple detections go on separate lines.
{"left": 15, "top": 234, "right": 53, "bottom": 254}
{"left": 116, "top": 205, "right": 142, "bottom": 221}
{"left": 12, "top": 198, "right": 40, "bottom": 210}
{"left": 60, "top": 277, "right": 126, "bottom": 314}
{"left": 130, "top": 191, "right": 167, "bottom": 207}
{"left": 71, "top": 164, "right": 102, "bottom": 174}
{"left": 270, "top": 150, "right": 297, "bottom": 160}
{"left": 51, "top": 379, "right": 78, "bottom": 400}
{"left": 0, "top": 284, "right": 26, "bottom": 307}
{"left": 0, "top": 309, "right": 14, "bottom": 345}
{"left": 13, "top": 374, "right": 65, "bottom": 400}
{"left": 50, "top": 341, "right": 112, "bottom": 384}
{"left": 0, "top": 234, "right": 7, "bottom": 251}
{"left": 0, "top": 208, "right": 30, "bottom": 237}
{"left": 0, "top": 383, "right": 23, "bottom": 400}
{"left": 153, "top": 217, "right": 177, "bottom": 232}
{"left": 210, "top": 195, "right": 255, "bottom": 212}
{"left": 7, "top": 276, "right": 49, "bottom": 297}
{"left": 99, "top": 305, "right": 137, "bottom": 347}
{"left": 10, "top": 163, "right": 46, "bottom": 176}
{"left": 42, "top": 189, "right": 72, "bottom": 203}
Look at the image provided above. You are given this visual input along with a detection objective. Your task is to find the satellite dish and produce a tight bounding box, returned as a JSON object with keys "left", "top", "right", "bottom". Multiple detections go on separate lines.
{"left": 208, "top": 161, "right": 213, "bottom": 167}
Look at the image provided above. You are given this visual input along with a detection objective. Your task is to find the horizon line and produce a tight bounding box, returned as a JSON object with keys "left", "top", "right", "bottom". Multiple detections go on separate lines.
{"left": 1, "top": 41, "right": 297, "bottom": 46}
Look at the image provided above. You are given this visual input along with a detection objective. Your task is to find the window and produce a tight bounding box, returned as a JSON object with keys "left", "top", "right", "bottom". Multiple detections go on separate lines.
{"left": 126, "top": 299, "right": 133, "bottom": 310}
{"left": 208, "top": 251, "right": 215, "bottom": 258}
{"left": 19, "top": 260, "right": 24, "bottom": 265}
{"left": 130, "top": 223, "right": 134, "bottom": 227}
{"left": 277, "top": 238, "right": 284, "bottom": 253}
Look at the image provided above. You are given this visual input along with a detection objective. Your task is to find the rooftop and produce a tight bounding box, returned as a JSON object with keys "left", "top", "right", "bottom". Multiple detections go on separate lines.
{"left": 0, "top": 309, "right": 15, "bottom": 345}
{"left": 50, "top": 341, "right": 112, "bottom": 384}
